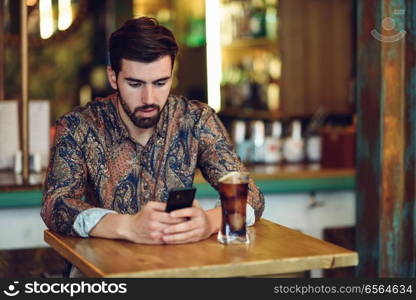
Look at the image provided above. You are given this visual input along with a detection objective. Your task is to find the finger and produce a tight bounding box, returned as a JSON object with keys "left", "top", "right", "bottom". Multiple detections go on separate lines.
{"left": 161, "top": 216, "right": 186, "bottom": 225}
{"left": 169, "top": 207, "right": 201, "bottom": 219}
{"left": 148, "top": 231, "right": 165, "bottom": 244}
{"left": 162, "top": 229, "right": 200, "bottom": 244}
{"left": 145, "top": 202, "right": 188, "bottom": 223}
{"left": 145, "top": 201, "right": 167, "bottom": 211}
{"left": 163, "top": 219, "right": 197, "bottom": 235}
{"left": 150, "top": 210, "right": 184, "bottom": 225}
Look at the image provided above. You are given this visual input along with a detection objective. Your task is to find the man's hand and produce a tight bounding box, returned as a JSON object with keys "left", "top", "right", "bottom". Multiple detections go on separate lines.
{"left": 120, "top": 201, "right": 187, "bottom": 244}
{"left": 90, "top": 202, "right": 221, "bottom": 245}
{"left": 161, "top": 206, "right": 222, "bottom": 244}
{"left": 90, "top": 201, "right": 182, "bottom": 244}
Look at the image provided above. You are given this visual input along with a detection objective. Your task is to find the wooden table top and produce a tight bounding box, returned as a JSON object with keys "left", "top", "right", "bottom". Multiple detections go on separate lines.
{"left": 44, "top": 219, "right": 358, "bottom": 278}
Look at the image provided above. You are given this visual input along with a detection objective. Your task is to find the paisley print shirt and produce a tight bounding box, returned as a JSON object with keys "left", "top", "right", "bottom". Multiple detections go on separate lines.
{"left": 41, "top": 93, "right": 264, "bottom": 236}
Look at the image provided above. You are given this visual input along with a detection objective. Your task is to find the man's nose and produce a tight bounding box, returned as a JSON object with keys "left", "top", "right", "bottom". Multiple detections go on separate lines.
{"left": 142, "top": 85, "right": 155, "bottom": 105}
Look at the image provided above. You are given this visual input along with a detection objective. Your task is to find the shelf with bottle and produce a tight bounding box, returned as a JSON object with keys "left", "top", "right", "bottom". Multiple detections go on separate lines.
{"left": 218, "top": 0, "right": 280, "bottom": 116}
{"left": 220, "top": 49, "right": 281, "bottom": 114}
{"left": 220, "top": 0, "right": 279, "bottom": 45}
{"left": 229, "top": 119, "right": 286, "bottom": 165}
{"left": 225, "top": 111, "right": 357, "bottom": 169}
{"left": 226, "top": 117, "right": 310, "bottom": 167}
{"left": 219, "top": 0, "right": 279, "bottom": 63}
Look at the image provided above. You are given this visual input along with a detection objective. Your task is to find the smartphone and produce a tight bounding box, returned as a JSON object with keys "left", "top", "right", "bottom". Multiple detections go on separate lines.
{"left": 166, "top": 186, "right": 196, "bottom": 213}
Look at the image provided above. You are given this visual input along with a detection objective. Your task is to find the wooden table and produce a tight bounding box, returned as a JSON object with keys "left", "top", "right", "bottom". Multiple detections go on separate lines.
{"left": 44, "top": 219, "right": 358, "bottom": 278}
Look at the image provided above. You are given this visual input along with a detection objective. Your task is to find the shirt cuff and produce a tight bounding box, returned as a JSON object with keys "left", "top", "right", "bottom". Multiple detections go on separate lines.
{"left": 215, "top": 200, "right": 256, "bottom": 226}
{"left": 246, "top": 204, "right": 255, "bottom": 226}
{"left": 73, "top": 208, "right": 117, "bottom": 237}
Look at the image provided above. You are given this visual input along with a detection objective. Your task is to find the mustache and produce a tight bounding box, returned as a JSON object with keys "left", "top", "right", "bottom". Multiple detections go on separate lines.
{"left": 133, "top": 104, "right": 160, "bottom": 114}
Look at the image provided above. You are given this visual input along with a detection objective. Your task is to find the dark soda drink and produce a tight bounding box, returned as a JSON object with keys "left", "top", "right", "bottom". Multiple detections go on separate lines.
{"left": 219, "top": 182, "right": 248, "bottom": 236}
{"left": 217, "top": 172, "right": 250, "bottom": 244}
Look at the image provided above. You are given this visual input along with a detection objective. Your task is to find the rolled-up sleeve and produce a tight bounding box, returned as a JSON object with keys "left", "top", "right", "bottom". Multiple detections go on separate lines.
{"left": 41, "top": 119, "right": 97, "bottom": 236}
{"left": 73, "top": 208, "right": 117, "bottom": 237}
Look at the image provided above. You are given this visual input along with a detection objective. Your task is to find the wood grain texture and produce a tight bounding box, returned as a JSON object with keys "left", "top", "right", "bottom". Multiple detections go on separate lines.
{"left": 0, "top": 0, "right": 4, "bottom": 100}
{"left": 44, "top": 219, "right": 358, "bottom": 278}
{"left": 356, "top": 0, "right": 382, "bottom": 277}
{"left": 404, "top": 0, "right": 416, "bottom": 277}
{"left": 280, "top": 0, "right": 354, "bottom": 117}
{"left": 356, "top": 0, "right": 416, "bottom": 277}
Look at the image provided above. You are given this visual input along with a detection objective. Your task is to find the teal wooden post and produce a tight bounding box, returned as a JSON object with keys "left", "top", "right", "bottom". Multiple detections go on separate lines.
{"left": 356, "top": 0, "right": 416, "bottom": 277}
{"left": 404, "top": 0, "right": 416, "bottom": 277}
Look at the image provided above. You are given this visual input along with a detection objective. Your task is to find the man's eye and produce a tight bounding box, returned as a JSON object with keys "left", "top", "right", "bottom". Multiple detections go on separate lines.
{"left": 155, "top": 81, "right": 166, "bottom": 87}
{"left": 128, "top": 82, "right": 142, "bottom": 88}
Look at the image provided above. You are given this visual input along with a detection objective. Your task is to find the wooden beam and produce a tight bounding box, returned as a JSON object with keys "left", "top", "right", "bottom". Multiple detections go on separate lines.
{"left": 0, "top": 0, "right": 4, "bottom": 100}
{"left": 356, "top": 0, "right": 415, "bottom": 277}
{"left": 403, "top": 0, "right": 416, "bottom": 277}
{"left": 356, "top": 0, "right": 382, "bottom": 277}
{"left": 20, "top": 0, "right": 29, "bottom": 182}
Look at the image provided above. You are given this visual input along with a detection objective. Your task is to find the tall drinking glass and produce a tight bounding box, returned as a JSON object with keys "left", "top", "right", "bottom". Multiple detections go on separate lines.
{"left": 217, "top": 172, "right": 250, "bottom": 244}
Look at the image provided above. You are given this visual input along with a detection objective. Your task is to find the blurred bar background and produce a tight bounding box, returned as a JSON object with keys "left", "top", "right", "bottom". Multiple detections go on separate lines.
{"left": 0, "top": 0, "right": 414, "bottom": 278}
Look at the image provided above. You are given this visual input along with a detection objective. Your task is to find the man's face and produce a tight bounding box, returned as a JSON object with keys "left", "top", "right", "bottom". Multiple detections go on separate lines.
{"left": 107, "top": 56, "right": 173, "bottom": 129}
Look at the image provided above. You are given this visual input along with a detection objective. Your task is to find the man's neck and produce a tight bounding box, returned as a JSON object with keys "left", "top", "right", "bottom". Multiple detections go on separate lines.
{"left": 117, "top": 99, "right": 155, "bottom": 146}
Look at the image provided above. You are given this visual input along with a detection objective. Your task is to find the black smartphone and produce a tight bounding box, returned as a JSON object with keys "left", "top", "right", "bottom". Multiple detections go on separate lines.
{"left": 166, "top": 186, "right": 196, "bottom": 213}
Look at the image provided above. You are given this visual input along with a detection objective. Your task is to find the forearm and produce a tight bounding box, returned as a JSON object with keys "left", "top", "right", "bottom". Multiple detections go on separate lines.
{"left": 89, "top": 213, "right": 131, "bottom": 240}
{"left": 205, "top": 206, "right": 222, "bottom": 236}
{"left": 90, "top": 202, "right": 174, "bottom": 244}
{"left": 247, "top": 179, "right": 265, "bottom": 220}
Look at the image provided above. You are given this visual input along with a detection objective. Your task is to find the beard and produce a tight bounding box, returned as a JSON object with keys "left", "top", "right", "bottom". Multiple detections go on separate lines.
{"left": 118, "top": 93, "right": 161, "bottom": 129}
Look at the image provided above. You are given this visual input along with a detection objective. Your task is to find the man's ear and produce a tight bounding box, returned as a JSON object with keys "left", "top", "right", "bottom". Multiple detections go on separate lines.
{"left": 107, "top": 66, "right": 118, "bottom": 90}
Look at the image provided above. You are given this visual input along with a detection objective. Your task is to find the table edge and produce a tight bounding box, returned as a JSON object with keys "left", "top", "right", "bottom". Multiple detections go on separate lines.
{"left": 44, "top": 220, "right": 359, "bottom": 278}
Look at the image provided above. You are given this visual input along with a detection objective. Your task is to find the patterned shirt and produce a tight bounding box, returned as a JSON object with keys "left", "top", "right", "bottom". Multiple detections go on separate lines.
{"left": 41, "top": 93, "right": 264, "bottom": 236}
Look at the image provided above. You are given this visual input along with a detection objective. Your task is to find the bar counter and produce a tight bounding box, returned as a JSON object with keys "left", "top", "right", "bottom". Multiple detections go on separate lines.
{"left": 0, "top": 164, "right": 355, "bottom": 208}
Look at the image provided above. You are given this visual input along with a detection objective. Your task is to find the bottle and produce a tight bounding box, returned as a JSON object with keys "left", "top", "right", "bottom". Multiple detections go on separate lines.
{"left": 263, "top": 121, "right": 283, "bottom": 164}
{"left": 231, "top": 120, "right": 251, "bottom": 163}
{"left": 304, "top": 108, "right": 326, "bottom": 163}
{"left": 30, "top": 153, "right": 42, "bottom": 173}
{"left": 283, "top": 120, "right": 304, "bottom": 163}
{"left": 14, "top": 150, "right": 22, "bottom": 174}
{"left": 249, "top": 0, "right": 266, "bottom": 38}
{"left": 267, "top": 82, "right": 280, "bottom": 111}
{"left": 265, "top": 0, "right": 278, "bottom": 40}
{"left": 250, "top": 120, "right": 266, "bottom": 163}
{"left": 306, "top": 135, "right": 321, "bottom": 163}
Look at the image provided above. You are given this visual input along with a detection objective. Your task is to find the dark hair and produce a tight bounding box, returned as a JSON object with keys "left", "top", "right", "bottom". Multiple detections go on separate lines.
{"left": 109, "top": 17, "right": 178, "bottom": 74}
